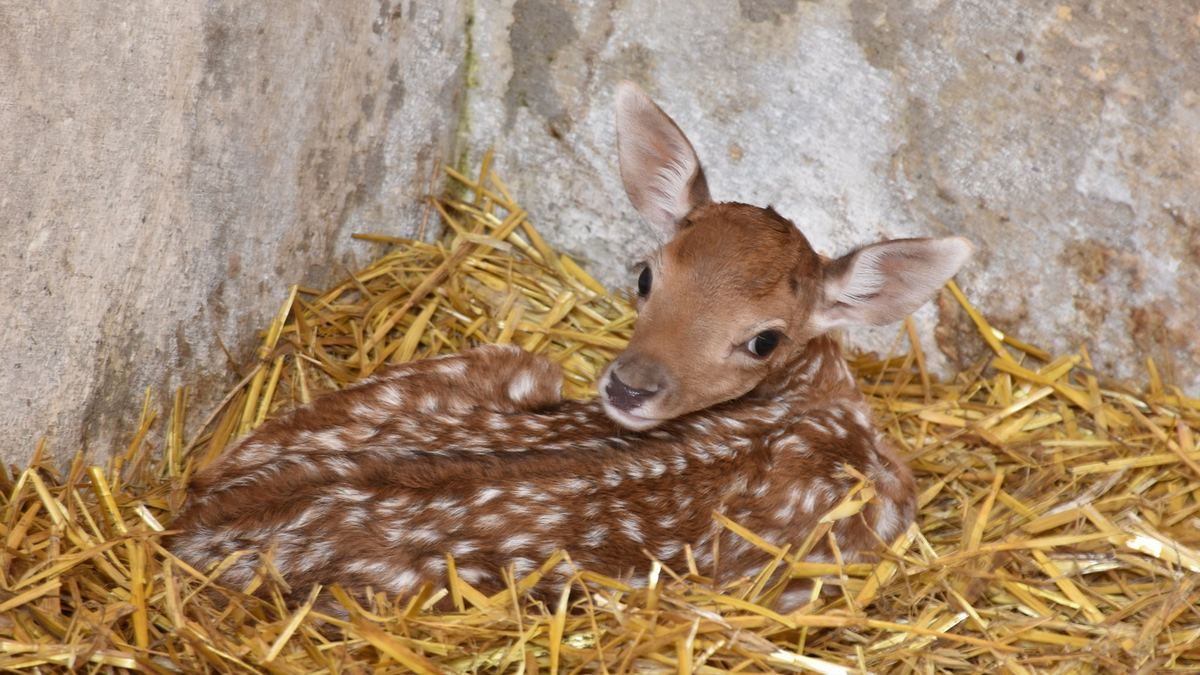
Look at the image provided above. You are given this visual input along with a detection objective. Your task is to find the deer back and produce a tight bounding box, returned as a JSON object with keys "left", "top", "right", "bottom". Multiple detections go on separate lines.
{"left": 169, "top": 82, "right": 968, "bottom": 610}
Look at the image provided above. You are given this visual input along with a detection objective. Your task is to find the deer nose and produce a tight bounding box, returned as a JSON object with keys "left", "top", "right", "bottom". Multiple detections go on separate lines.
{"left": 605, "top": 371, "right": 658, "bottom": 411}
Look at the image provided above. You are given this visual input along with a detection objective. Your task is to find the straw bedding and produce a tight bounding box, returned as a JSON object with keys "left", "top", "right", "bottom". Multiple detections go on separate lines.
{"left": 2, "top": 157, "right": 1199, "bottom": 673}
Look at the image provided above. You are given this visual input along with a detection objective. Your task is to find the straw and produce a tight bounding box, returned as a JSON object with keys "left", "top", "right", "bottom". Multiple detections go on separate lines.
{"left": 1, "top": 158, "right": 1198, "bottom": 672}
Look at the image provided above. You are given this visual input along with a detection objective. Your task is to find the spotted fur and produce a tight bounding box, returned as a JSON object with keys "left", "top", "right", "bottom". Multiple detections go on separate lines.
{"left": 169, "top": 83, "right": 969, "bottom": 613}
{"left": 168, "top": 337, "right": 916, "bottom": 609}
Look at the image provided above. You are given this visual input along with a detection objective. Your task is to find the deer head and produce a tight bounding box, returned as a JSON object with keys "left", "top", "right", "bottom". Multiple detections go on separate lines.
{"left": 599, "top": 83, "right": 972, "bottom": 430}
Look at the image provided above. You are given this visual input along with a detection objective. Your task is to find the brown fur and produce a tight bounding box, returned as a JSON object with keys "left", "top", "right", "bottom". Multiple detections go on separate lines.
{"left": 168, "top": 83, "right": 965, "bottom": 614}
{"left": 169, "top": 338, "right": 915, "bottom": 610}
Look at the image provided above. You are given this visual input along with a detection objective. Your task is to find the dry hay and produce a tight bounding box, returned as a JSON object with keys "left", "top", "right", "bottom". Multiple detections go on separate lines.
{"left": 2, "top": 155, "right": 1199, "bottom": 673}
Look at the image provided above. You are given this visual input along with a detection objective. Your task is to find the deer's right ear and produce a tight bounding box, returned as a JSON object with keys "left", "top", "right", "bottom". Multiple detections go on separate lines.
{"left": 615, "top": 82, "right": 712, "bottom": 238}
{"left": 811, "top": 237, "right": 973, "bottom": 333}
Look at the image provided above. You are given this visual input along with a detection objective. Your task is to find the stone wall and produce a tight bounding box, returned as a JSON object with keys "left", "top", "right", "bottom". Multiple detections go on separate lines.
{"left": 465, "top": 0, "right": 1199, "bottom": 392}
{"left": 1, "top": 2, "right": 466, "bottom": 464}
{"left": 4, "top": 0, "right": 1197, "bottom": 465}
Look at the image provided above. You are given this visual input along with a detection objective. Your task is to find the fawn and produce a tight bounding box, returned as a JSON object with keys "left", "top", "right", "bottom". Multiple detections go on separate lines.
{"left": 169, "top": 83, "right": 971, "bottom": 611}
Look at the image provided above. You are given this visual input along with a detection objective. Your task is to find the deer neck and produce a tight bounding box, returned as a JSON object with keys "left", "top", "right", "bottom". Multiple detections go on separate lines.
{"left": 749, "top": 334, "right": 861, "bottom": 410}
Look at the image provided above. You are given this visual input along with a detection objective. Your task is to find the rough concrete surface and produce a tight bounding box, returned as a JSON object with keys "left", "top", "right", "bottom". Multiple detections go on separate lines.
{"left": 4, "top": 0, "right": 1198, "bottom": 466}
{"left": 464, "top": 0, "right": 1199, "bottom": 393}
{"left": 1, "top": 1, "right": 466, "bottom": 464}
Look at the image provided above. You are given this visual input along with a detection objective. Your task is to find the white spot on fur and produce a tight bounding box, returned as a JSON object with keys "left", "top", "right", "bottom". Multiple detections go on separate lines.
{"left": 239, "top": 442, "right": 271, "bottom": 462}
{"left": 723, "top": 417, "right": 747, "bottom": 432}
{"left": 645, "top": 459, "right": 666, "bottom": 478}
{"left": 825, "top": 415, "right": 848, "bottom": 438}
{"left": 420, "top": 558, "right": 446, "bottom": 578}
{"left": 620, "top": 516, "right": 645, "bottom": 544}
{"left": 294, "top": 506, "right": 322, "bottom": 528}
{"left": 295, "top": 430, "right": 320, "bottom": 447}
{"left": 656, "top": 541, "right": 682, "bottom": 560}
{"left": 344, "top": 507, "right": 368, "bottom": 527}
{"left": 853, "top": 405, "right": 873, "bottom": 428}
{"left": 452, "top": 540, "right": 479, "bottom": 557}
{"left": 332, "top": 486, "right": 372, "bottom": 502}
{"left": 474, "top": 487, "right": 504, "bottom": 506}
{"left": 298, "top": 540, "right": 335, "bottom": 572}
{"left": 313, "top": 429, "right": 349, "bottom": 451}
{"left": 345, "top": 559, "right": 390, "bottom": 578}
{"left": 502, "top": 533, "right": 534, "bottom": 552}
{"left": 670, "top": 453, "right": 688, "bottom": 472}
{"left": 776, "top": 587, "right": 812, "bottom": 611}
{"left": 458, "top": 566, "right": 491, "bottom": 584}
{"left": 418, "top": 394, "right": 439, "bottom": 413}
{"left": 477, "top": 513, "right": 505, "bottom": 530}
{"left": 774, "top": 498, "right": 797, "bottom": 523}
{"left": 801, "top": 488, "right": 820, "bottom": 514}
{"left": 838, "top": 358, "right": 855, "bottom": 383}
{"left": 556, "top": 477, "right": 591, "bottom": 492}
{"left": 537, "top": 511, "right": 566, "bottom": 528}
{"left": 379, "top": 385, "right": 405, "bottom": 407}
{"left": 875, "top": 499, "right": 903, "bottom": 540}
{"left": 802, "top": 351, "right": 824, "bottom": 380}
{"left": 507, "top": 371, "right": 537, "bottom": 402}
{"left": 778, "top": 436, "right": 810, "bottom": 456}
{"left": 407, "top": 527, "right": 442, "bottom": 545}
{"left": 727, "top": 536, "right": 753, "bottom": 556}
{"left": 802, "top": 418, "right": 832, "bottom": 436}
{"left": 436, "top": 360, "right": 468, "bottom": 378}
{"left": 514, "top": 482, "right": 554, "bottom": 503}
{"left": 584, "top": 525, "right": 608, "bottom": 547}
{"left": 814, "top": 479, "right": 838, "bottom": 506}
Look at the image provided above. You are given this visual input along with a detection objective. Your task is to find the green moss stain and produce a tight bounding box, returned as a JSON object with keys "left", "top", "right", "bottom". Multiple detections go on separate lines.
{"left": 450, "top": 0, "right": 478, "bottom": 194}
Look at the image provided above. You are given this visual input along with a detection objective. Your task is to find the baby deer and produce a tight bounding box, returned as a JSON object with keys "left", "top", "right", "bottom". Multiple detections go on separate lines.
{"left": 169, "top": 83, "right": 971, "bottom": 611}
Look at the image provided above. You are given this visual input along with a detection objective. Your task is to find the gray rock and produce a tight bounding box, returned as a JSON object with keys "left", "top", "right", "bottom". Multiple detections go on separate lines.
{"left": 1, "top": 2, "right": 466, "bottom": 464}
{"left": 5, "top": 0, "right": 1197, "bottom": 466}
{"left": 465, "top": 0, "right": 1199, "bottom": 394}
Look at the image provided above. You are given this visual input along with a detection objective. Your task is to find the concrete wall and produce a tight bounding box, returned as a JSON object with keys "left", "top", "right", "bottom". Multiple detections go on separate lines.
{"left": 4, "top": 0, "right": 1197, "bottom": 465}
{"left": 1, "top": 1, "right": 466, "bottom": 464}
{"left": 465, "top": 0, "right": 1200, "bottom": 391}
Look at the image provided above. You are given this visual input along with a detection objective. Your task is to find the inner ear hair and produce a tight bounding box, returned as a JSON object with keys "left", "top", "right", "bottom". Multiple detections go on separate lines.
{"left": 815, "top": 237, "right": 973, "bottom": 331}
{"left": 615, "top": 82, "right": 712, "bottom": 238}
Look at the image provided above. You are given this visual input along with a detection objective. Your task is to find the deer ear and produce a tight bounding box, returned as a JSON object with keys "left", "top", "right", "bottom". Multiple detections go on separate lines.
{"left": 812, "top": 237, "right": 973, "bottom": 332}
{"left": 615, "top": 82, "right": 712, "bottom": 238}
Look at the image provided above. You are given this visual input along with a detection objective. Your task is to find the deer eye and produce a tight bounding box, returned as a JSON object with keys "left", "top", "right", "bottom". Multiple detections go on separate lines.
{"left": 637, "top": 266, "right": 652, "bottom": 297}
{"left": 746, "top": 330, "right": 782, "bottom": 358}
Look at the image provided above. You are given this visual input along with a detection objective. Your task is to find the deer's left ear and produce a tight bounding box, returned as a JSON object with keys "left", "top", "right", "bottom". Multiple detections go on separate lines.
{"left": 811, "top": 237, "right": 973, "bottom": 332}
{"left": 615, "top": 81, "right": 712, "bottom": 239}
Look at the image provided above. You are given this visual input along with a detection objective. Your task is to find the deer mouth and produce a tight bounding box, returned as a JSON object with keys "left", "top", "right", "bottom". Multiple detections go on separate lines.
{"left": 600, "top": 396, "right": 666, "bottom": 431}
{"left": 598, "top": 367, "right": 670, "bottom": 430}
